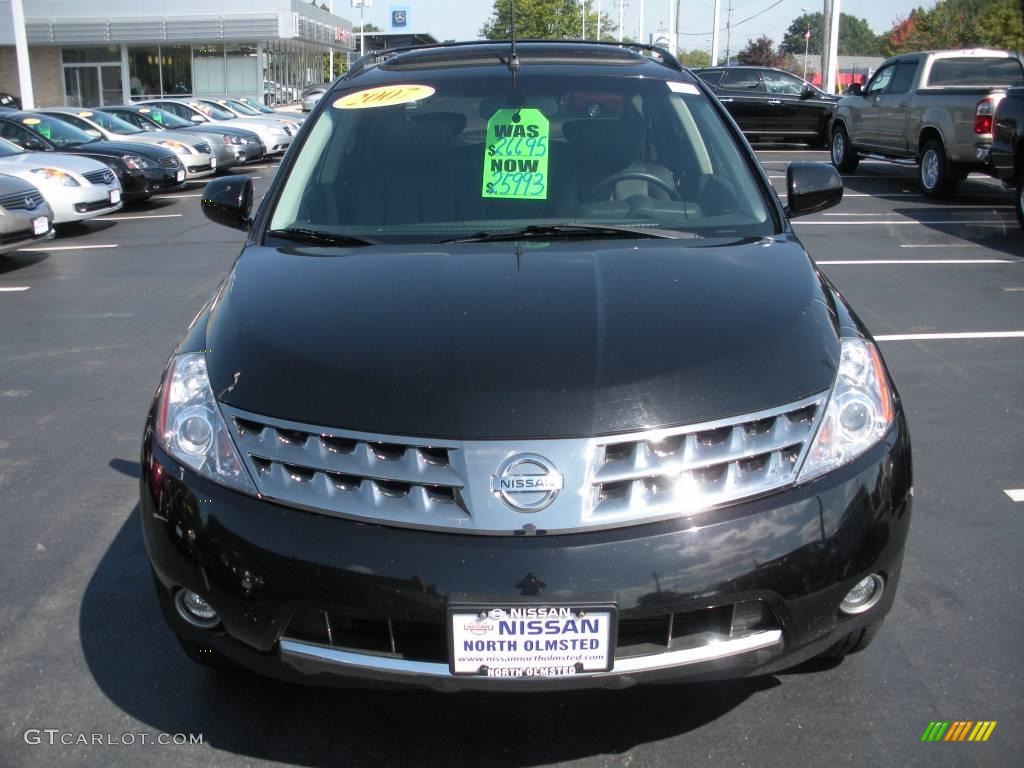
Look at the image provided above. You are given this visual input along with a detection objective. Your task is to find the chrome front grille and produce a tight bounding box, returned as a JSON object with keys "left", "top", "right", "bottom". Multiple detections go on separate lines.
{"left": 158, "top": 155, "right": 181, "bottom": 169}
{"left": 83, "top": 168, "right": 114, "bottom": 185}
{"left": 222, "top": 393, "right": 826, "bottom": 535}
{"left": 191, "top": 141, "right": 211, "bottom": 154}
{"left": 0, "top": 190, "right": 44, "bottom": 210}
{"left": 590, "top": 399, "right": 820, "bottom": 520}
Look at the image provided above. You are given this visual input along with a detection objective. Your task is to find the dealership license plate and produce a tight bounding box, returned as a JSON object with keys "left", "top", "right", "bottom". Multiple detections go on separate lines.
{"left": 32, "top": 216, "right": 48, "bottom": 236}
{"left": 450, "top": 605, "right": 615, "bottom": 677}
{"left": 109, "top": 189, "right": 121, "bottom": 205}
{"left": 176, "top": 170, "right": 185, "bottom": 182}
{"left": 210, "top": 156, "right": 217, "bottom": 169}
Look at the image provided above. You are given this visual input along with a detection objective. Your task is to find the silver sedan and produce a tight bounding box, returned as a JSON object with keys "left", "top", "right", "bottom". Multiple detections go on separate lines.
{"left": 0, "top": 137, "right": 122, "bottom": 224}
{"left": 0, "top": 172, "right": 53, "bottom": 254}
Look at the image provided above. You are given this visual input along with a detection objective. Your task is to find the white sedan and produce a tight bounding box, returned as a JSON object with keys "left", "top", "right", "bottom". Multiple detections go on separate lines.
{"left": 0, "top": 137, "right": 122, "bottom": 224}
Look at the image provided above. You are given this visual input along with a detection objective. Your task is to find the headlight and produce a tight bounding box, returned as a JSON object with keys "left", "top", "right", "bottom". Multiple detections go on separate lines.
{"left": 157, "top": 139, "right": 191, "bottom": 155}
{"left": 122, "top": 154, "right": 152, "bottom": 170}
{"left": 154, "top": 353, "right": 256, "bottom": 494}
{"left": 30, "top": 167, "right": 81, "bottom": 186}
{"left": 798, "top": 338, "right": 895, "bottom": 482}
{"left": 224, "top": 135, "right": 244, "bottom": 145}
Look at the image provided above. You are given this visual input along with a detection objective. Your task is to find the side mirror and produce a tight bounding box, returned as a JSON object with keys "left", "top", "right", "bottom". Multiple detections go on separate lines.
{"left": 786, "top": 162, "right": 843, "bottom": 218}
{"left": 85, "top": 128, "right": 102, "bottom": 137}
{"left": 191, "top": 114, "right": 206, "bottom": 122}
{"left": 201, "top": 176, "right": 253, "bottom": 231}
{"left": 846, "top": 83, "right": 863, "bottom": 96}
{"left": 800, "top": 85, "right": 817, "bottom": 100}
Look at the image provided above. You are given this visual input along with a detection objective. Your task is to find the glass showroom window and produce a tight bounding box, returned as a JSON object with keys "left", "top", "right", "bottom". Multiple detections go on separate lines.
{"left": 128, "top": 46, "right": 162, "bottom": 98}
{"left": 161, "top": 45, "right": 193, "bottom": 96}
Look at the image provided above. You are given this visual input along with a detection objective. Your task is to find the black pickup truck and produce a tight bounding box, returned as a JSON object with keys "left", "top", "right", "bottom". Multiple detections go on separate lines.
{"left": 989, "top": 86, "right": 1023, "bottom": 226}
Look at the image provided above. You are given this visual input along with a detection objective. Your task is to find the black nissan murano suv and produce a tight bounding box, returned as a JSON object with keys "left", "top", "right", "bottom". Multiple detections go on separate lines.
{"left": 140, "top": 41, "right": 912, "bottom": 691}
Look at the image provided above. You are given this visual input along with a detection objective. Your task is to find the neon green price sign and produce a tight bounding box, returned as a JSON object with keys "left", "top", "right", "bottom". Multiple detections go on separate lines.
{"left": 482, "top": 108, "right": 549, "bottom": 201}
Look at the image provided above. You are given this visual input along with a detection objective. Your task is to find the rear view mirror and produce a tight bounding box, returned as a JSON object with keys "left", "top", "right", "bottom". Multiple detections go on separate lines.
{"left": 201, "top": 176, "right": 253, "bottom": 231}
{"left": 786, "top": 162, "right": 843, "bottom": 218}
{"left": 846, "top": 83, "right": 863, "bottom": 96}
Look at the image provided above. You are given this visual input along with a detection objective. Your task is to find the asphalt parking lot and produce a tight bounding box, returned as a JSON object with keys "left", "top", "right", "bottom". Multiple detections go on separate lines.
{"left": 1, "top": 146, "right": 1022, "bottom": 767}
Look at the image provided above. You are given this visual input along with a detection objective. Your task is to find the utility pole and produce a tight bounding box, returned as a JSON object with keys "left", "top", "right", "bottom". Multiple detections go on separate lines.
{"left": 618, "top": 0, "right": 624, "bottom": 42}
{"left": 10, "top": 0, "right": 33, "bottom": 108}
{"left": 710, "top": 0, "right": 721, "bottom": 66}
{"left": 820, "top": 0, "right": 830, "bottom": 93}
{"left": 597, "top": 0, "right": 602, "bottom": 41}
{"left": 724, "top": 0, "right": 734, "bottom": 65}
{"left": 581, "top": 1, "right": 586, "bottom": 39}
{"left": 801, "top": 6, "right": 812, "bottom": 82}
{"left": 824, "top": 0, "right": 840, "bottom": 93}
{"left": 669, "top": 0, "right": 677, "bottom": 56}
{"left": 640, "top": 0, "right": 645, "bottom": 44}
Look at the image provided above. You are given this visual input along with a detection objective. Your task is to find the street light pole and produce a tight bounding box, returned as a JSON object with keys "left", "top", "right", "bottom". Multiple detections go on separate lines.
{"left": 10, "top": 0, "right": 33, "bottom": 109}
{"left": 710, "top": 0, "right": 721, "bottom": 66}
{"left": 618, "top": 0, "right": 624, "bottom": 42}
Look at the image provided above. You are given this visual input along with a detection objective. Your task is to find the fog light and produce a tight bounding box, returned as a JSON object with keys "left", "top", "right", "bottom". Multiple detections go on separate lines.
{"left": 175, "top": 589, "right": 220, "bottom": 628}
{"left": 840, "top": 574, "right": 884, "bottom": 615}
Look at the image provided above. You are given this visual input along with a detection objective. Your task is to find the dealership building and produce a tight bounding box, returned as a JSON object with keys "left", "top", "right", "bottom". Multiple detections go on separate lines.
{"left": 0, "top": 0, "right": 355, "bottom": 107}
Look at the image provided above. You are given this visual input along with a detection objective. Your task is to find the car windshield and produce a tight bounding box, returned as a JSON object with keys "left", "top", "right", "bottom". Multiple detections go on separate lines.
{"left": 18, "top": 114, "right": 96, "bottom": 147}
{"left": 244, "top": 100, "right": 274, "bottom": 114}
{"left": 0, "top": 136, "right": 24, "bottom": 156}
{"left": 268, "top": 75, "right": 773, "bottom": 243}
{"left": 191, "top": 101, "right": 236, "bottom": 120}
{"left": 139, "top": 107, "right": 191, "bottom": 129}
{"left": 224, "top": 99, "right": 261, "bottom": 116}
{"left": 78, "top": 109, "right": 143, "bottom": 135}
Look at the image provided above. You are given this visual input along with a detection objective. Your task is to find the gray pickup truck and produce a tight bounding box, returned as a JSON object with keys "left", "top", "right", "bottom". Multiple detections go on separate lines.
{"left": 830, "top": 49, "right": 1024, "bottom": 197}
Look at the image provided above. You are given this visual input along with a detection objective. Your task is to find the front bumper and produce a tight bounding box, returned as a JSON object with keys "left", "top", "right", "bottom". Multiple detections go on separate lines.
{"left": 183, "top": 152, "right": 217, "bottom": 179}
{"left": 49, "top": 186, "right": 122, "bottom": 223}
{"left": 141, "top": 413, "right": 912, "bottom": 691}
{"left": 0, "top": 209, "right": 53, "bottom": 253}
{"left": 120, "top": 167, "right": 186, "bottom": 199}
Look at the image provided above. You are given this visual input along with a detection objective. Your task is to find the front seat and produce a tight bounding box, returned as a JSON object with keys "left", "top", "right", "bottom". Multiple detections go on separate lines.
{"left": 562, "top": 119, "right": 675, "bottom": 202}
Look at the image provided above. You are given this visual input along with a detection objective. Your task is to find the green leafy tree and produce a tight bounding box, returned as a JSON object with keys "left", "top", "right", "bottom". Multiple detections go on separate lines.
{"left": 737, "top": 36, "right": 784, "bottom": 67}
{"left": 880, "top": 0, "right": 1024, "bottom": 54}
{"left": 780, "top": 12, "right": 882, "bottom": 57}
{"left": 677, "top": 49, "right": 711, "bottom": 68}
{"left": 353, "top": 23, "right": 382, "bottom": 34}
{"left": 481, "top": 0, "right": 615, "bottom": 40}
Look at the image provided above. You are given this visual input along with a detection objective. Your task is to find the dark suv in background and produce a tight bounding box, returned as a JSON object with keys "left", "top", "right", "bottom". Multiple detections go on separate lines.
{"left": 142, "top": 41, "right": 911, "bottom": 691}
{"left": 695, "top": 66, "right": 838, "bottom": 146}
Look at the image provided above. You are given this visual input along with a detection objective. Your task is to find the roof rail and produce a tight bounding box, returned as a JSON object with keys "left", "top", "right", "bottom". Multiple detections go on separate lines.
{"left": 341, "top": 39, "right": 684, "bottom": 80}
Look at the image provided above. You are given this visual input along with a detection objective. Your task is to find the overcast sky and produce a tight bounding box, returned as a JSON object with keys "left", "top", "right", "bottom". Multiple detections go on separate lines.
{"left": 341, "top": 0, "right": 934, "bottom": 53}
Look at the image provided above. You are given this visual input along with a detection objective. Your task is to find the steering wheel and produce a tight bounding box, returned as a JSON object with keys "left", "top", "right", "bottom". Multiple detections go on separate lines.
{"left": 585, "top": 171, "right": 680, "bottom": 202}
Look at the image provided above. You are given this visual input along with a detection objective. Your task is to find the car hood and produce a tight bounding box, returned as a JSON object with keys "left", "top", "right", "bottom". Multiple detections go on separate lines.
{"left": 63, "top": 140, "right": 175, "bottom": 160}
{"left": 205, "top": 235, "right": 841, "bottom": 440}
{"left": 104, "top": 130, "right": 204, "bottom": 150}
{"left": 179, "top": 125, "right": 260, "bottom": 140}
{"left": 0, "top": 151, "right": 109, "bottom": 175}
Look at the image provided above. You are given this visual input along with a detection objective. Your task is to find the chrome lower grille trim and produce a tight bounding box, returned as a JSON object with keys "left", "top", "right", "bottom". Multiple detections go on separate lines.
{"left": 221, "top": 393, "right": 827, "bottom": 534}
{"left": 279, "top": 629, "right": 782, "bottom": 679}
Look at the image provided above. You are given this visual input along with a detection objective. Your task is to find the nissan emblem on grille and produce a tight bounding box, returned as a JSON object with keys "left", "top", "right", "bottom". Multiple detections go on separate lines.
{"left": 491, "top": 454, "right": 564, "bottom": 512}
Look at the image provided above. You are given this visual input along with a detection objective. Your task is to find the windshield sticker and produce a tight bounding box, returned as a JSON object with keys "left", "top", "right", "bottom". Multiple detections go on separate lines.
{"left": 78, "top": 111, "right": 94, "bottom": 117}
{"left": 333, "top": 84, "right": 435, "bottom": 110}
{"left": 482, "top": 108, "right": 549, "bottom": 201}
{"left": 667, "top": 81, "right": 700, "bottom": 95}
{"left": 22, "top": 117, "right": 40, "bottom": 125}
{"left": 138, "top": 107, "right": 150, "bottom": 113}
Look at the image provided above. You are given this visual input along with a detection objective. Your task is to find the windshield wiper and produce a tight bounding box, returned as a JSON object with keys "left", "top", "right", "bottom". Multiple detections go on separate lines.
{"left": 265, "top": 227, "right": 377, "bottom": 247}
{"left": 440, "top": 224, "right": 690, "bottom": 244}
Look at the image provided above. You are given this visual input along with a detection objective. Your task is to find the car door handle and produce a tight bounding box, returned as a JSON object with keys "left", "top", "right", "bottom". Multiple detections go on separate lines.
{"left": 719, "top": 97, "right": 734, "bottom": 103}
{"left": 767, "top": 99, "right": 783, "bottom": 105}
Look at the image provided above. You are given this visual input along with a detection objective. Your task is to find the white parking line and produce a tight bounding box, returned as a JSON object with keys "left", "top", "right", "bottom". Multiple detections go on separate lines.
{"left": 824, "top": 210, "right": 1014, "bottom": 215}
{"left": 817, "top": 259, "right": 1011, "bottom": 265}
{"left": 1005, "top": 489, "right": 1024, "bottom": 502}
{"left": 899, "top": 244, "right": 980, "bottom": 248}
{"left": 0, "top": 286, "right": 30, "bottom": 292}
{"left": 102, "top": 214, "right": 183, "bottom": 221}
{"left": 875, "top": 331, "right": 1024, "bottom": 341}
{"left": 1003, "top": 287, "right": 1024, "bottom": 292}
{"left": 22, "top": 244, "right": 118, "bottom": 252}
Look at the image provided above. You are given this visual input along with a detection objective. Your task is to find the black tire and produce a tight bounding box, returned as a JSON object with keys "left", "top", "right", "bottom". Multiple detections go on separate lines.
{"left": 830, "top": 124, "right": 859, "bottom": 173}
{"left": 1015, "top": 175, "right": 1024, "bottom": 229}
{"left": 175, "top": 635, "right": 237, "bottom": 672}
{"left": 819, "top": 621, "right": 882, "bottom": 658}
{"left": 918, "top": 139, "right": 959, "bottom": 198}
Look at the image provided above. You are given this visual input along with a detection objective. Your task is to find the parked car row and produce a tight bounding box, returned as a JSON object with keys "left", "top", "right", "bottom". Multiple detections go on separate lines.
{"left": 0, "top": 97, "right": 299, "bottom": 234}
